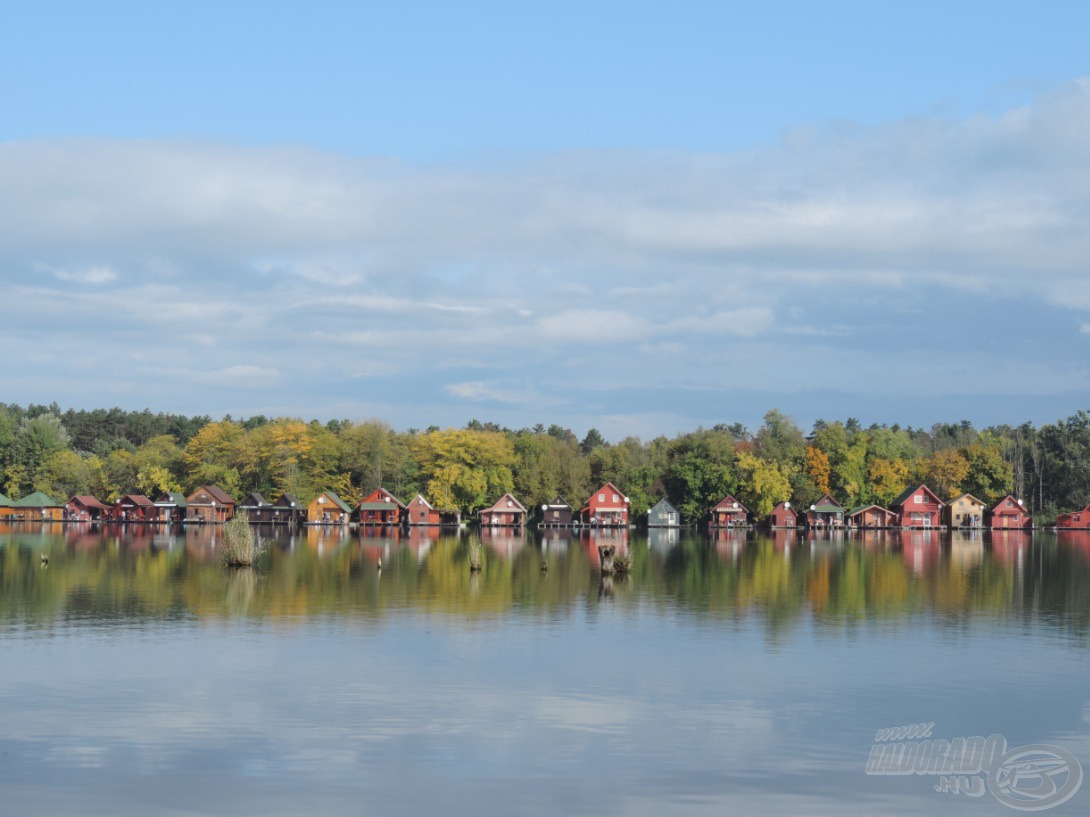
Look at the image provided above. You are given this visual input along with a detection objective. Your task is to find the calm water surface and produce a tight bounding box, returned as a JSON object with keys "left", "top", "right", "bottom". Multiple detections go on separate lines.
{"left": 2, "top": 523, "right": 1088, "bottom": 816}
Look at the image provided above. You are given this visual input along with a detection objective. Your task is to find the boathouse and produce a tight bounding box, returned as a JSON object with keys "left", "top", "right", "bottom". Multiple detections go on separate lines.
{"left": 890, "top": 484, "right": 944, "bottom": 528}
{"left": 273, "top": 493, "right": 305, "bottom": 527}
{"left": 802, "top": 494, "right": 846, "bottom": 528}
{"left": 307, "top": 491, "right": 353, "bottom": 525}
{"left": 153, "top": 492, "right": 188, "bottom": 524}
{"left": 767, "top": 501, "right": 798, "bottom": 528}
{"left": 1056, "top": 503, "right": 1090, "bottom": 530}
{"left": 13, "top": 491, "right": 64, "bottom": 522}
{"left": 0, "top": 493, "right": 13, "bottom": 519}
{"left": 110, "top": 494, "right": 156, "bottom": 522}
{"left": 710, "top": 494, "right": 749, "bottom": 527}
{"left": 945, "top": 493, "right": 986, "bottom": 529}
{"left": 847, "top": 504, "right": 898, "bottom": 528}
{"left": 647, "top": 497, "right": 681, "bottom": 527}
{"left": 186, "top": 485, "right": 236, "bottom": 524}
{"left": 580, "top": 482, "right": 629, "bottom": 527}
{"left": 539, "top": 496, "right": 574, "bottom": 528}
{"left": 355, "top": 488, "right": 405, "bottom": 526}
{"left": 406, "top": 494, "right": 441, "bottom": 526}
{"left": 239, "top": 493, "right": 276, "bottom": 524}
{"left": 65, "top": 495, "right": 111, "bottom": 522}
{"left": 985, "top": 495, "right": 1031, "bottom": 529}
{"left": 480, "top": 493, "right": 527, "bottom": 527}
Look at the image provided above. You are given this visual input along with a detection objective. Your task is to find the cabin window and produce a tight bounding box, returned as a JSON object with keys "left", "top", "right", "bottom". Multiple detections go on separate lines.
{"left": 958, "top": 500, "right": 964, "bottom": 506}
{"left": 552, "top": 511, "right": 560, "bottom": 519}
{"left": 419, "top": 511, "right": 425, "bottom": 519}
{"left": 612, "top": 493, "right": 619, "bottom": 502}
{"left": 598, "top": 494, "right": 604, "bottom": 502}
{"left": 1006, "top": 499, "right": 1013, "bottom": 507}
{"left": 914, "top": 495, "right": 922, "bottom": 504}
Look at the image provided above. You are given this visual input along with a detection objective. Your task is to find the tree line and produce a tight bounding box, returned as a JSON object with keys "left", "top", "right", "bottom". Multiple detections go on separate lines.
{"left": 1, "top": 403, "right": 1089, "bottom": 523}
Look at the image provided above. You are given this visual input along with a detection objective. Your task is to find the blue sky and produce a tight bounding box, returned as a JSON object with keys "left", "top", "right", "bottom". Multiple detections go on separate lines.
{"left": 2, "top": 1, "right": 1090, "bottom": 438}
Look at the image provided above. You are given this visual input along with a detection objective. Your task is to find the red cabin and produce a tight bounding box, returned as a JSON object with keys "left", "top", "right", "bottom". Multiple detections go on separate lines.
{"left": 768, "top": 501, "right": 798, "bottom": 528}
{"left": 1055, "top": 503, "right": 1090, "bottom": 530}
{"left": 985, "top": 495, "right": 1032, "bottom": 529}
{"left": 709, "top": 494, "right": 749, "bottom": 528}
{"left": 479, "top": 493, "right": 527, "bottom": 527}
{"left": 803, "top": 494, "right": 846, "bottom": 528}
{"left": 110, "top": 494, "right": 156, "bottom": 522}
{"left": 355, "top": 488, "right": 405, "bottom": 526}
{"left": 890, "top": 484, "right": 944, "bottom": 528}
{"left": 406, "top": 494, "right": 441, "bottom": 527}
{"left": 65, "top": 495, "right": 111, "bottom": 522}
{"left": 580, "top": 482, "right": 629, "bottom": 527}
{"left": 847, "top": 504, "right": 898, "bottom": 528}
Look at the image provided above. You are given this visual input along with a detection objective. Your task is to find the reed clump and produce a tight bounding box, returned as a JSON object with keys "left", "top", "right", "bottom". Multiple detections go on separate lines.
{"left": 221, "top": 513, "right": 265, "bottom": 567}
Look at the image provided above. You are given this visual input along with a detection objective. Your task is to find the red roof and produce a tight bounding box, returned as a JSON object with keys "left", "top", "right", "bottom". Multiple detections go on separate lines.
{"left": 117, "top": 494, "right": 155, "bottom": 508}
{"left": 69, "top": 495, "right": 111, "bottom": 511}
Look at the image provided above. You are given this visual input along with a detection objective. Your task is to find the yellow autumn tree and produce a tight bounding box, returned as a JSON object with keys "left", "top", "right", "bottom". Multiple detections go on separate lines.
{"left": 411, "top": 429, "right": 516, "bottom": 513}
{"left": 867, "top": 457, "right": 910, "bottom": 505}
{"left": 804, "top": 445, "right": 831, "bottom": 495}
{"left": 734, "top": 451, "right": 792, "bottom": 518}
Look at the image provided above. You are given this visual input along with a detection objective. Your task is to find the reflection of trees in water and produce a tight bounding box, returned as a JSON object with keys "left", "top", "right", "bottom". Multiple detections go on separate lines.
{"left": 1, "top": 526, "right": 1089, "bottom": 637}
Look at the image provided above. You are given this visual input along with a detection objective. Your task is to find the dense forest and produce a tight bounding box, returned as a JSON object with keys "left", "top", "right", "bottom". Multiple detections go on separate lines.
{"left": 1, "top": 403, "right": 1089, "bottom": 523}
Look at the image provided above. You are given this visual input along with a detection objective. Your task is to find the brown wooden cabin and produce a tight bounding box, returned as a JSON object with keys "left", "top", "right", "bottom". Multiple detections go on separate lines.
{"left": 985, "top": 495, "right": 1032, "bottom": 529}
{"left": 186, "top": 485, "right": 236, "bottom": 523}
{"left": 1056, "top": 503, "right": 1090, "bottom": 530}
{"left": 406, "top": 494, "right": 441, "bottom": 526}
{"left": 539, "top": 495, "right": 573, "bottom": 528}
{"left": 65, "top": 495, "right": 112, "bottom": 522}
{"left": 847, "top": 504, "right": 898, "bottom": 528}
{"left": 890, "top": 484, "right": 944, "bottom": 528}
{"left": 709, "top": 494, "right": 749, "bottom": 528}
{"left": 110, "top": 494, "right": 156, "bottom": 522}
{"left": 945, "top": 493, "right": 986, "bottom": 529}
{"left": 12, "top": 491, "right": 65, "bottom": 522}
{"left": 272, "top": 493, "right": 305, "bottom": 527}
{"left": 354, "top": 488, "right": 406, "bottom": 526}
{"left": 479, "top": 493, "right": 527, "bottom": 527}
{"left": 307, "top": 491, "right": 353, "bottom": 525}
{"left": 153, "top": 492, "right": 188, "bottom": 524}
{"left": 767, "top": 501, "right": 798, "bottom": 528}
{"left": 239, "top": 493, "right": 276, "bottom": 524}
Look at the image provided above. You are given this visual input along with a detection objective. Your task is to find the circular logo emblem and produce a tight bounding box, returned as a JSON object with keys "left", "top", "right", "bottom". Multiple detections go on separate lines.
{"left": 988, "top": 744, "right": 1083, "bottom": 811}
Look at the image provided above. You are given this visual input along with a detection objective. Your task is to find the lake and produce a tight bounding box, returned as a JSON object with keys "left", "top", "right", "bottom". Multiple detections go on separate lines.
{"left": 2, "top": 523, "right": 1088, "bottom": 816}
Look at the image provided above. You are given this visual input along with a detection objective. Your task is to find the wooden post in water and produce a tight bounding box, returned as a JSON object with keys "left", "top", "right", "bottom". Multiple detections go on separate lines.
{"left": 598, "top": 545, "right": 616, "bottom": 574}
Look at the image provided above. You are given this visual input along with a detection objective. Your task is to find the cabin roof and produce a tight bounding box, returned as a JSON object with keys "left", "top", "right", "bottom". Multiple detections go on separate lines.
{"left": 240, "top": 493, "right": 270, "bottom": 508}
{"left": 117, "top": 494, "right": 155, "bottom": 507}
{"left": 484, "top": 493, "right": 527, "bottom": 513}
{"left": 891, "top": 483, "right": 943, "bottom": 508}
{"left": 274, "top": 493, "right": 301, "bottom": 508}
{"left": 69, "top": 495, "right": 111, "bottom": 510}
{"left": 14, "top": 491, "right": 62, "bottom": 507}
{"left": 0, "top": 493, "right": 11, "bottom": 506}
{"left": 948, "top": 493, "right": 986, "bottom": 506}
{"left": 313, "top": 491, "right": 352, "bottom": 513}
{"left": 155, "top": 491, "right": 188, "bottom": 507}
{"left": 188, "top": 484, "right": 235, "bottom": 505}
{"left": 987, "top": 494, "right": 1027, "bottom": 513}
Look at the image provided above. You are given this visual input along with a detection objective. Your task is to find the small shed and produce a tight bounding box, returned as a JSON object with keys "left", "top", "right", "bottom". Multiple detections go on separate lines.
{"left": 153, "top": 492, "right": 188, "bottom": 524}
{"left": 890, "top": 484, "right": 944, "bottom": 528}
{"left": 110, "top": 494, "right": 156, "bottom": 522}
{"left": 186, "top": 485, "right": 236, "bottom": 523}
{"left": 581, "top": 482, "right": 629, "bottom": 527}
{"left": 709, "top": 494, "right": 749, "bottom": 528}
{"left": 768, "top": 501, "right": 798, "bottom": 528}
{"left": 847, "top": 504, "right": 898, "bottom": 528}
{"left": 985, "top": 495, "right": 1032, "bottom": 529}
{"left": 539, "top": 496, "right": 574, "bottom": 528}
{"left": 307, "top": 491, "right": 353, "bottom": 525}
{"left": 1056, "top": 503, "right": 1090, "bottom": 530}
{"left": 239, "top": 493, "right": 276, "bottom": 524}
{"left": 66, "top": 495, "right": 111, "bottom": 522}
{"left": 355, "top": 488, "right": 406, "bottom": 526}
{"left": 480, "top": 493, "right": 527, "bottom": 527}
{"left": 272, "top": 493, "right": 305, "bottom": 527}
{"left": 13, "top": 491, "right": 64, "bottom": 522}
{"left": 406, "top": 494, "right": 441, "bottom": 526}
{"left": 802, "top": 494, "right": 846, "bottom": 528}
{"left": 945, "top": 493, "right": 986, "bottom": 529}
{"left": 647, "top": 497, "right": 681, "bottom": 528}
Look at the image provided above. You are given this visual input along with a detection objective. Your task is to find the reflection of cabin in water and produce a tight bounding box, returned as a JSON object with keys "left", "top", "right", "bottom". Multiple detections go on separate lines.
{"left": 985, "top": 495, "right": 1032, "bottom": 529}
{"left": 480, "top": 525, "right": 528, "bottom": 556}
{"left": 647, "top": 526, "right": 680, "bottom": 550}
{"left": 945, "top": 493, "right": 985, "bottom": 529}
{"left": 239, "top": 493, "right": 276, "bottom": 524}
{"left": 110, "top": 494, "right": 156, "bottom": 522}
{"left": 539, "top": 496, "right": 574, "bottom": 528}
{"left": 153, "top": 492, "right": 188, "bottom": 524}
{"left": 479, "top": 493, "right": 527, "bottom": 527}
{"left": 891, "top": 484, "right": 944, "bottom": 529}
{"left": 647, "top": 497, "right": 680, "bottom": 528}
{"left": 355, "top": 488, "right": 405, "bottom": 526}
{"left": 581, "top": 482, "right": 629, "bottom": 527}
{"left": 1056, "top": 503, "right": 1090, "bottom": 529}
{"left": 847, "top": 504, "right": 897, "bottom": 529}
{"left": 767, "top": 501, "right": 798, "bottom": 528}
{"left": 709, "top": 495, "right": 749, "bottom": 528}
{"left": 307, "top": 491, "right": 352, "bottom": 525}
{"left": 187, "top": 485, "right": 236, "bottom": 524}
{"left": 802, "top": 494, "right": 846, "bottom": 528}
{"left": 65, "top": 495, "right": 111, "bottom": 522}
{"left": 406, "top": 494, "right": 440, "bottom": 526}
{"left": 13, "top": 491, "right": 64, "bottom": 521}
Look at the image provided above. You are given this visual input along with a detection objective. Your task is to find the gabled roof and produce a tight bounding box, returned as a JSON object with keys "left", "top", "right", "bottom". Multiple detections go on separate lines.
{"left": 809, "top": 493, "right": 845, "bottom": 513}
{"left": 891, "top": 484, "right": 944, "bottom": 508}
{"left": 409, "top": 494, "right": 435, "bottom": 510}
{"left": 361, "top": 488, "right": 406, "bottom": 509}
{"left": 239, "top": 493, "right": 269, "bottom": 508}
{"left": 848, "top": 504, "right": 897, "bottom": 517}
{"left": 712, "top": 494, "right": 750, "bottom": 514}
{"left": 773, "top": 501, "right": 796, "bottom": 512}
{"left": 187, "top": 484, "right": 235, "bottom": 505}
{"left": 0, "top": 493, "right": 12, "bottom": 507}
{"left": 650, "top": 497, "right": 679, "bottom": 513}
{"left": 117, "top": 494, "right": 155, "bottom": 508}
{"left": 987, "top": 494, "right": 1028, "bottom": 513}
{"left": 274, "top": 493, "right": 301, "bottom": 508}
{"left": 68, "top": 495, "right": 111, "bottom": 511}
{"left": 14, "top": 491, "right": 62, "bottom": 507}
{"left": 312, "top": 491, "right": 353, "bottom": 514}
{"left": 484, "top": 492, "right": 527, "bottom": 513}
{"left": 948, "top": 493, "right": 986, "bottom": 507}
{"left": 583, "top": 482, "right": 627, "bottom": 509}
{"left": 544, "top": 495, "right": 572, "bottom": 509}
{"left": 155, "top": 492, "right": 188, "bottom": 507}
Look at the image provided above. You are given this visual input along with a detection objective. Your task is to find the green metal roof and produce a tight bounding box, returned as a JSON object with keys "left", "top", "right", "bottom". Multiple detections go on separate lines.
{"left": 14, "top": 491, "right": 62, "bottom": 507}
{"left": 0, "top": 493, "right": 11, "bottom": 507}
{"left": 813, "top": 504, "right": 842, "bottom": 513}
